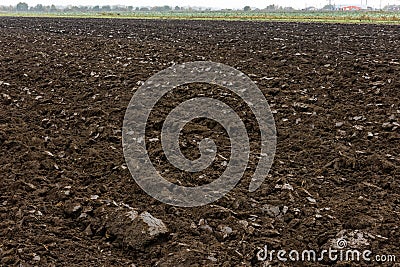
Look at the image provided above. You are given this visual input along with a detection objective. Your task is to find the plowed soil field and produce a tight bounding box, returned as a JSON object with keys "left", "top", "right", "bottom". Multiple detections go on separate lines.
{"left": 0, "top": 17, "right": 399, "bottom": 266}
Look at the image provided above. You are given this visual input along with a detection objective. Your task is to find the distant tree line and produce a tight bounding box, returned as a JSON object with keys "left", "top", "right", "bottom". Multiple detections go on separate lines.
{"left": 0, "top": 3, "right": 209, "bottom": 12}
{"left": 0, "top": 2, "right": 298, "bottom": 13}
{"left": 1, "top": 2, "right": 399, "bottom": 13}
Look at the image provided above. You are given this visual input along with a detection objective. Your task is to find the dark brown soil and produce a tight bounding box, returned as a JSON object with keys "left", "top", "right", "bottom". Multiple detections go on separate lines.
{"left": 0, "top": 17, "right": 399, "bottom": 266}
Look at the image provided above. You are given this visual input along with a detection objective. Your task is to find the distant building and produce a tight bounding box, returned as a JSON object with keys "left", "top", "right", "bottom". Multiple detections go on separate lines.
{"left": 341, "top": 5, "right": 362, "bottom": 11}
{"left": 331, "top": 4, "right": 372, "bottom": 11}
{"left": 384, "top": 5, "right": 400, "bottom": 11}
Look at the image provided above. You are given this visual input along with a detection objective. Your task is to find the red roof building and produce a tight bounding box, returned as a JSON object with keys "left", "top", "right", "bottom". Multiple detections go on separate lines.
{"left": 342, "top": 5, "right": 362, "bottom": 11}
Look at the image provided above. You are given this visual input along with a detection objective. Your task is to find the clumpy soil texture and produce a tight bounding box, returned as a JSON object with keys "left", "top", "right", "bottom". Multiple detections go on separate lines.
{"left": 0, "top": 17, "right": 399, "bottom": 266}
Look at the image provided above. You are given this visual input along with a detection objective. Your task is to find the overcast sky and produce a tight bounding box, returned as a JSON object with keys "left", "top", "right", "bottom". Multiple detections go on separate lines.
{"left": 1, "top": 0, "right": 399, "bottom": 9}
